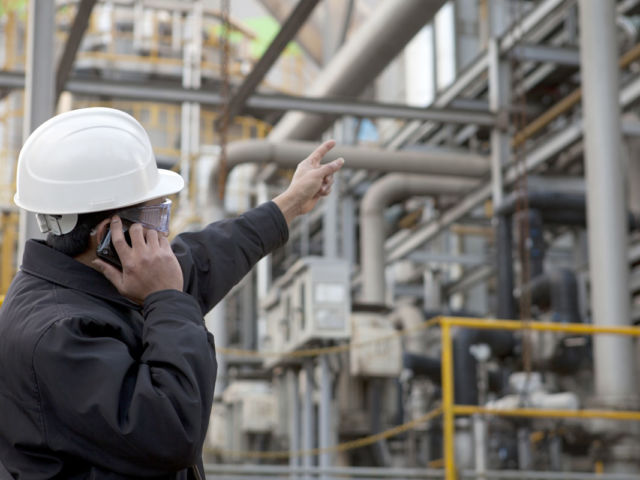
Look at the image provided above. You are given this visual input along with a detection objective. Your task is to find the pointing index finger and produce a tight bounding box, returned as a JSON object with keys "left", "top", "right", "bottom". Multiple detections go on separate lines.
{"left": 308, "top": 139, "right": 336, "bottom": 167}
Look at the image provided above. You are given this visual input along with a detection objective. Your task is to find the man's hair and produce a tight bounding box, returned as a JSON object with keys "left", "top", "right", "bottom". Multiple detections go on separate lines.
{"left": 46, "top": 211, "right": 114, "bottom": 257}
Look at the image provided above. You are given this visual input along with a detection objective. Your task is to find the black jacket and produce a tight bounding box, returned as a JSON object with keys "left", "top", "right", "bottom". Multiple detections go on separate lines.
{"left": 0, "top": 202, "right": 288, "bottom": 479}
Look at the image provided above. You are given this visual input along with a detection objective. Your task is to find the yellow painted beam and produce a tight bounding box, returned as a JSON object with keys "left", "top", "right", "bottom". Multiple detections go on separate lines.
{"left": 441, "top": 321, "right": 456, "bottom": 480}
{"left": 453, "top": 405, "right": 640, "bottom": 421}
{"left": 438, "top": 316, "right": 640, "bottom": 337}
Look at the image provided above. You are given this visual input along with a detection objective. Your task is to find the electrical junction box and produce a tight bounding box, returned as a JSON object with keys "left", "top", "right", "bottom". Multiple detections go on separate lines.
{"left": 350, "top": 312, "right": 403, "bottom": 377}
{"left": 261, "top": 256, "right": 351, "bottom": 367}
{"left": 222, "top": 381, "right": 277, "bottom": 434}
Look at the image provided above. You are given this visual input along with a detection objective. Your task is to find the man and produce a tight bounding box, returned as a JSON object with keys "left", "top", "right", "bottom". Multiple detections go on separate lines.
{"left": 0, "top": 107, "right": 344, "bottom": 478}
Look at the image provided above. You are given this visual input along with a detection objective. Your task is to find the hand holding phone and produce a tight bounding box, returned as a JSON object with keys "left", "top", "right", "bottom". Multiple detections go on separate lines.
{"left": 92, "top": 216, "right": 184, "bottom": 304}
{"left": 96, "top": 223, "right": 132, "bottom": 269}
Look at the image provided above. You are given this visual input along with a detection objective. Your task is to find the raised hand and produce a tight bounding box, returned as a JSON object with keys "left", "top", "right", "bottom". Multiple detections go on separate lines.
{"left": 273, "top": 140, "right": 345, "bottom": 224}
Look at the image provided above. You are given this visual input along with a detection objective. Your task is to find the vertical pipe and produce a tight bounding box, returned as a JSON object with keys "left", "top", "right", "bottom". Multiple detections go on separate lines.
{"left": 288, "top": 368, "right": 301, "bottom": 474}
{"left": 578, "top": 0, "right": 637, "bottom": 407}
{"left": 319, "top": 354, "right": 332, "bottom": 479}
{"left": 303, "top": 360, "right": 315, "bottom": 480}
{"left": 256, "top": 182, "right": 272, "bottom": 299}
{"left": 496, "top": 215, "right": 515, "bottom": 319}
{"left": 19, "top": 0, "right": 55, "bottom": 261}
{"left": 300, "top": 216, "right": 310, "bottom": 257}
{"left": 241, "top": 276, "right": 255, "bottom": 350}
{"left": 473, "top": 415, "right": 487, "bottom": 478}
{"left": 441, "top": 321, "right": 456, "bottom": 480}
{"left": 341, "top": 194, "right": 355, "bottom": 267}
{"left": 489, "top": 34, "right": 515, "bottom": 320}
{"left": 488, "top": 38, "right": 510, "bottom": 209}
{"left": 323, "top": 172, "right": 339, "bottom": 258}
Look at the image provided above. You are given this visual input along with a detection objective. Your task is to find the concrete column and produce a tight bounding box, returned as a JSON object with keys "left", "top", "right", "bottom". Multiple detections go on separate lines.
{"left": 579, "top": 0, "right": 637, "bottom": 408}
{"left": 19, "top": 0, "right": 55, "bottom": 259}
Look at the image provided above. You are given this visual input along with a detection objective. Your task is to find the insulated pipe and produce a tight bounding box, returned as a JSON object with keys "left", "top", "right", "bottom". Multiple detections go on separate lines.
{"left": 224, "top": 140, "right": 489, "bottom": 178}
{"left": 579, "top": 0, "right": 636, "bottom": 409}
{"left": 402, "top": 352, "right": 507, "bottom": 399}
{"left": 360, "top": 174, "right": 478, "bottom": 304}
{"left": 496, "top": 190, "right": 640, "bottom": 229}
{"left": 268, "top": 0, "right": 448, "bottom": 142}
{"left": 496, "top": 215, "right": 516, "bottom": 319}
{"left": 388, "top": 303, "right": 429, "bottom": 354}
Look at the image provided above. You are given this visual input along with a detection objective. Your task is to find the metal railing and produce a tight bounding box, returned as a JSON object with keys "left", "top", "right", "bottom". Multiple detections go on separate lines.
{"left": 212, "top": 316, "right": 640, "bottom": 479}
{"left": 437, "top": 317, "right": 640, "bottom": 480}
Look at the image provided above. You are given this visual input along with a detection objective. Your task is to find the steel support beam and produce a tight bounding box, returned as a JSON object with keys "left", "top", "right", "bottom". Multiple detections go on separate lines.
{"left": 509, "top": 43, "right": 580, "bottom": 66}
{"left": 55, "top": 0, "right": 98, "bottom": 101}
{"left": 257, "top": 0, "right": 324, "bottom": 65}
{"left": 0, "top": 71, "right": 494, "bottom": 125}
{"left": 385, "top": 0, "right": 567, "bottom": 150}
{"left": 219, "top": 0, "right": 320, "bottom": 128}
{"left": 19, "top": 0, "right": 56, "bottom": 260}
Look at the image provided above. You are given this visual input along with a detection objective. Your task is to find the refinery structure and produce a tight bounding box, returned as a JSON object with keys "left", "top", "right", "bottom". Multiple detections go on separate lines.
{"left": 2, "top": 0, "right": 640, "bottom": 478}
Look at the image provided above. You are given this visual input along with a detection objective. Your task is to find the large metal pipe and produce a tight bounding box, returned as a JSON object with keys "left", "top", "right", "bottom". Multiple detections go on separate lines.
{"left": 360, "top": 174, "right": 478, "bottom": 304}
{"left": 578, "top": 0, "right": 637, "bottom": 408}
{"left": 225, "top": 140, "right": 489, "bottom": 178}
{"left": 268, "top": 0, "right": 447, "bottom": 141}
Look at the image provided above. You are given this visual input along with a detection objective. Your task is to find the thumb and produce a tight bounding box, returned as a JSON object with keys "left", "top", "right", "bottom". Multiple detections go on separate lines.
{"left": 317, "top": 157, "right": 344, "bottom": 177}
{"left": 92, "top": 258, "right": 122, "bottom": 288}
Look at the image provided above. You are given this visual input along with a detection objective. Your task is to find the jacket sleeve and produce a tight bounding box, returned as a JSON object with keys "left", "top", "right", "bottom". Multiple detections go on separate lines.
{"left": 172, "top": 201, "right": 289, "bottom": 314}
{"left": 32, "top": 290, "right": 216, "bottom": 476}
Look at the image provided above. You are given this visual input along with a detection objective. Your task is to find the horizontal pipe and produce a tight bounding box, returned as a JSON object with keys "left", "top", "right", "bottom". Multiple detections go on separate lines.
{"left": 0, "top": 71, "right": 494, "bottom": 125}
{"left": 403, "top": 353, "right": 442, "bottom": 383}
{"left": 495, "top": 190, "right": 586, "bottom": 216}
{"left": 225, "top": 140, "right": 489, "bottom": 177}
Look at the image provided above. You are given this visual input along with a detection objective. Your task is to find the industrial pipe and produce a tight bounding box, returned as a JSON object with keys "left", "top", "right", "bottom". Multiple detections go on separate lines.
{"left": 360, "top": 174, "right": 478, "bottom": 304}
{"left": 402, "top": 349, "right": 508, "bottom": 400}
{"left": 521, "top": 269, "right": 581, "bottom": 325}
{"left": 224, "top": 140, "right": 489, "bottom": 178}
{"left": 494, "top": 188, "right": 640, "bottom": 322}
{"left": 268, "top": 0, "right": 448, "bottom": 142}
{"left": 580, "top": 0, "right": 636, "bottom": 411}
{"left": 453, "top": 328, "right": 515, "bottom": 406}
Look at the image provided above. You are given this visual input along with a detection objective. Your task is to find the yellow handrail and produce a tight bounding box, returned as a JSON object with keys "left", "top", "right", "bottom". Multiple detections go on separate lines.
{"left": 437, "top": 316, "right": 640, "bottom": 480}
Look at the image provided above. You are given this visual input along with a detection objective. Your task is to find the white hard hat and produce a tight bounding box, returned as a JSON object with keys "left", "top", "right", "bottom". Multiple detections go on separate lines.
{"left": 14, "top": 107, "right": 184, "bottom": 234}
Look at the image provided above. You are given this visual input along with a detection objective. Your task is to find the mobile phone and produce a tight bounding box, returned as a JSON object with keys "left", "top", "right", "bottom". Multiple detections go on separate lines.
{"left": 96, "top": 224, "right": 132, "bottom": 269}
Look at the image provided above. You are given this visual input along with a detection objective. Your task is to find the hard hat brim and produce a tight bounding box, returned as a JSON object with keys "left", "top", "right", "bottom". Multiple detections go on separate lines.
{"left": 127, "top": 168, "right": 185, "bottom": 209}
{"left": 14, "top": 168, "right": 185, "bottom": 215}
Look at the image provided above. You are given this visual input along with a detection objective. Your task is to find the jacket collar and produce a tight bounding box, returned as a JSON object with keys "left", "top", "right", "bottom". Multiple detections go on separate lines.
{"left": 20, "top": 240, "right": 140, "bottom": 310}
